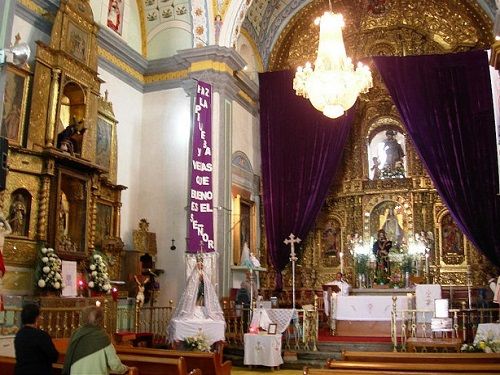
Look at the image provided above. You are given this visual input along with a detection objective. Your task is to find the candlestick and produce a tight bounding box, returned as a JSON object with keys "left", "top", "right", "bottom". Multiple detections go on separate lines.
{"left": 425, "top": 253, "right": 430, "bottom": 283}
{"left": 339, "top": 252, "right": 344, "bottom": 275}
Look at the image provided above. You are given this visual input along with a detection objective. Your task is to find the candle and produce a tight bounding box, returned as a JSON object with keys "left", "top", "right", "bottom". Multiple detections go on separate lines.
{"left": 111, "top": 287, "right": 118, "bottom": 302}
{"left": 425, "top": 253, "right": 430, "bottom": 282}
{"left": 95, "top": 300, "right": 101, "bottom": 307}
{"left": 339, "top": 252, "right": 344, "bottom": 274}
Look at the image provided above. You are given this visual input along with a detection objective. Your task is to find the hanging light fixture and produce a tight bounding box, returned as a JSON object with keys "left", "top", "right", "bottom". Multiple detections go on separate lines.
{"left": 293, "top": 3, "right": 373, "bottom": 119}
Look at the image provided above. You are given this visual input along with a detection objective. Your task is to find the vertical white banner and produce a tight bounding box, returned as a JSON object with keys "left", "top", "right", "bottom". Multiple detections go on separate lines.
{"left": 61, "top": 260, "right": 77, "bottom": 297}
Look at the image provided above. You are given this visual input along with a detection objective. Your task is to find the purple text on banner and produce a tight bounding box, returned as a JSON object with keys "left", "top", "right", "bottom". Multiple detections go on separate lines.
{"left": 188, "top": 81, "right": 215, "bottom": 253}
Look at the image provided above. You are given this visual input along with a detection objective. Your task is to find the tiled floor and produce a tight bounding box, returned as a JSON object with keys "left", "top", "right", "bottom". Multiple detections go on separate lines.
{"left": 233, "top": 366, "right": 303, "bottom": 374}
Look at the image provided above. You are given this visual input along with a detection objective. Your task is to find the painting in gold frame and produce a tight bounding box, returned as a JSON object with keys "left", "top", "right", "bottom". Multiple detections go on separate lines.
{"left": 1, "top": 63, "right": 30, "bottom": 145}
{"left": 96, "top": 117, "right": 112, "bottom": 170}
{"left": 95, "top": 202, "right": 113, "bottom": 248}
{"left": 66, "top": 22, "right": 88, "bottom": 63}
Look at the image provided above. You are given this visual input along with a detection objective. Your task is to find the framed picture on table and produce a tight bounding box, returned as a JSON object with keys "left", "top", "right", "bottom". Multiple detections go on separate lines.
{"left": 268, "top": 323, "right": 277, "bottom": 335}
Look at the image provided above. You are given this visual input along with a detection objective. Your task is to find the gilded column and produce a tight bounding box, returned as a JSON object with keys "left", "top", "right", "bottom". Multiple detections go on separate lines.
{"left": 88, "top": 175, "right": 99, "bottom": 251}
{"left": 37, "top": 175, "right": 51, "bottom": 241}
{"left": 45, "top": 68, "right": 61, "bottom": 147}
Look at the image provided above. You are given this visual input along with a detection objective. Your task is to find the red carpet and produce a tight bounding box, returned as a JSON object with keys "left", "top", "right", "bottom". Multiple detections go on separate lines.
{"left": 318, "top": 328, "right": 393, "bottom": 343}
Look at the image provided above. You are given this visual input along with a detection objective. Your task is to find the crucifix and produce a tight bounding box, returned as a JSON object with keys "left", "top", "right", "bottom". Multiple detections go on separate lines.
{"left": 284, "top": 233, "right": 301, "bottom": 309}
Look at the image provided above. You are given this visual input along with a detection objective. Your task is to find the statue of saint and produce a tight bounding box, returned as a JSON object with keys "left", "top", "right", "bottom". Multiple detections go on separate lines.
{"left": 134, "top": 275, "right": 149, "bottom": 308}
{"left": 382, "top": 207, "right": 404, "bottom": 246}
{"left": 383, "top": 130, "right": 405, "bottom": 170}
{"left": 372, "top": 229, "right": 392, "bottom": 283}
{"left": 9, "top": 194, "right": 26, "bottom": 236}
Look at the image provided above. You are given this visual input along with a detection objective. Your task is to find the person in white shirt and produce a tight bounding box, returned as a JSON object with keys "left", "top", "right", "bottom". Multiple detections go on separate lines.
{"left": 323, "top": 272, "right": 351, "bottom": 317}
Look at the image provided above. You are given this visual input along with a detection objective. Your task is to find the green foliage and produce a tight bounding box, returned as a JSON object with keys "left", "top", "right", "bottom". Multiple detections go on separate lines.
{"left": 355, "top": 254, "right": 369, "bottom": 275}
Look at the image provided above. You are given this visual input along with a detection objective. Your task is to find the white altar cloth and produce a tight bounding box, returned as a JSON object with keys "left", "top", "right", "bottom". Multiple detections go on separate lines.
{"left": 169, "top": 318, "right": 225, "bottom": 345}
{"left": 250, "top": 308, "right": 295, "bottom": 333}
{"left": 334, "top": 295, "right": 409, "bottom": 321}
{"left": 474, "top": 323, "right": 500, "bottom": 344}
{"left": 244, "top": 333, "right": 283, "bottom": 367}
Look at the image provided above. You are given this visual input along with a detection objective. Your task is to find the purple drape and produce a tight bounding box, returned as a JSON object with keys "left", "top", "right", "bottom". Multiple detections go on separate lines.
{"left": 259, "top": 70, "right": 354, "bottom": 289}
{"left": 374, "top": 51, "right": 500, "bottom": 267}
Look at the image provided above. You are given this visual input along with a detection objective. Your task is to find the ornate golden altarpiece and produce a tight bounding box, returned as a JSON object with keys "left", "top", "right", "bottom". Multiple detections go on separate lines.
{"left": 258, "top": 0, "right": 497, "bottom": 292}
{"left": 1, "top": 0, "right": 126, "bottom": 297}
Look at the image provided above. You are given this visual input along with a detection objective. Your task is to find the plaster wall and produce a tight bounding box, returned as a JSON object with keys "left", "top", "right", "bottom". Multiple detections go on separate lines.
{"left": 139, "top": 87, "right": 192, "bottom": 305}
{"left": 98, "top": 66, "right": 144, "bottom": 249}
{"left": 232, "top": 101, "right": 260, "bottom": 175}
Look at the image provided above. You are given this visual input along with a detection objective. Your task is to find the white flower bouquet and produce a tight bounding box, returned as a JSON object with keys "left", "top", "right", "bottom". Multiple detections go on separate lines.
{"left": 36, "top": 247, "right": 64, "bottom": 291}
{"left": 184, "top": 332, "right": 211, "bottom": 352}
{"left": 88, "top": 251, "right": 112, "bottom": 293}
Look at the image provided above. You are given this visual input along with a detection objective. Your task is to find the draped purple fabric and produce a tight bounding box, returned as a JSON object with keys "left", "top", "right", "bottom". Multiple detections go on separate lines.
{"left": 259, "top": 70, "right": 354, "bottom": 289}
{"left": 373, "top": 51, "right": 500, "bottom": 267}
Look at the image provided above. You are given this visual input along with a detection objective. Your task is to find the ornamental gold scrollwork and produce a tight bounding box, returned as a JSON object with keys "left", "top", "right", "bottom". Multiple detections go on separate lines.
{"left": 4, "top": 239, "right": 37, "bottom": 266}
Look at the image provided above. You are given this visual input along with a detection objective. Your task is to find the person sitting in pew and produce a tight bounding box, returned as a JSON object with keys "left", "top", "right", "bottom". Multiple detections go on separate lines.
{"left": 14, "top": 303, "right": 59, "bottom": 375}
{"left": 63, "top": 305, "right": 128, "bottom": 375}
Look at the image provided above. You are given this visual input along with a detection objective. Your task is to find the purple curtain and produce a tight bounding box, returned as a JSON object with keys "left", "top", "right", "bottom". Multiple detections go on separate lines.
{"left": 374, "top": 50, "right": 500, "bottom": 267}
{"left": 259, "top": 70, "right": 354, "bottom": 289}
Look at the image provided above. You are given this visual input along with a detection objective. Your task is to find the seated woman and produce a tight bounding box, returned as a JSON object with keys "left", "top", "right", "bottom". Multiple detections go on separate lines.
{"left": 63, "top": 306, "right": 128, "bottom": 375}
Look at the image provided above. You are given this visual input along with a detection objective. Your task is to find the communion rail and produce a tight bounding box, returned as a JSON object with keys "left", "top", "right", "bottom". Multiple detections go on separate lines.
{"left": 389, "top": 299, "right": 500, "bottom": 351}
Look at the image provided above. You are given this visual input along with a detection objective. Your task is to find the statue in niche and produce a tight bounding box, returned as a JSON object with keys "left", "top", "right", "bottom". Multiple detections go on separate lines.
{"left": 441, "top": 213, "right": 464, "bottom": 255}
{"left": 371, "top": 157, "right": 381, "bottom": 180}
{"left": 382, "top": 206, "right": 404, "bottom": 247}
{"left": 9, "top": 193, "right": 26, "bottom": 236}
{"left": 56, "top": 116, "right": 86, "bottom": 156}
{"left": 58, "top": 193, "right": 70, "bottom": 237}
{"left": 383, "top": 130, "right": 405, "bottom": 170}
{"left": 323, "top": 220, "right": 341, "bottom": 257}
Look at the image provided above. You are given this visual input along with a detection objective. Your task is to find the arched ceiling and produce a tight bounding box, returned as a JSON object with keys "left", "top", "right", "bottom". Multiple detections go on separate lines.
{"left": 242, "top": 0, "right": 496, "bottom": 70}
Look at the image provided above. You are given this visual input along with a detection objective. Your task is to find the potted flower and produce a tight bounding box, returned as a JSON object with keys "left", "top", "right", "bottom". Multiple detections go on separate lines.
{"left": 184, "top": 332, "right": 211, "bottom": 352}
{"left": 35, "top": 247, "right": 64, "bottom": 295}
{"left": 87, "top": 251, "right": 112, "bottom": 295}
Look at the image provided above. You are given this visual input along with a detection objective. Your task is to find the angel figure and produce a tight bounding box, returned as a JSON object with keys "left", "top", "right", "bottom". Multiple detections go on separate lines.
{"left": 134, "top": 275, "right": 150, "bottom": 308}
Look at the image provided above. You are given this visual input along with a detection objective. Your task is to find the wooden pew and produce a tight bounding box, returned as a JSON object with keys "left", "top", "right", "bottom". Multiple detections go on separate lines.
{"left": 116, "top": 346, "right": 231, "bottom": 375}
{"left": 119, "top": 354, "right": 200, "bottom": 375}
{"left": 340, "top": 350, "right": 500, "bottom": 363}
{"left": 0, "top": 356, "right": 138, "bottom": 375}
{"left": 325, "top": 360, "right": 500, "bottom": 373}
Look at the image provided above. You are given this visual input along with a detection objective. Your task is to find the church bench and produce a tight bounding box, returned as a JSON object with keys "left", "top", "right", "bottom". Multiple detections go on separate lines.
{"left": 0, "top": 355, "right": 138, "bottom": 375}
{"left": 405, "top": 337, "right": 463, "bottom": 352}
{"left": 118, "top": 354, "right": 200, "bottom": 375}
{"left": 340, "top": 350, "right": 500, "bottom": 363}
{"left": 325, "top": 360, "right": 500, "bottom": 373}
{"left": 116, "top": 346, "right": 231, "bottom": 375}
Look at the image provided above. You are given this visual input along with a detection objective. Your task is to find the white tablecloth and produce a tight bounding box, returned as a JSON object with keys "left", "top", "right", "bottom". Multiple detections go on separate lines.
{"left": 169, "top": 318, "right": 225, "bottom": 345}
{"left": 334, "top": 295, "right": 409, "bottom": 321}
{"left": 249, "top": 308, "right": 295, "bottom": 333}
{"left": 474, "top": 323, "right": 500, "bottom": 344}
{"left": 244, "top": 333, "right": 283, "bottom": 367}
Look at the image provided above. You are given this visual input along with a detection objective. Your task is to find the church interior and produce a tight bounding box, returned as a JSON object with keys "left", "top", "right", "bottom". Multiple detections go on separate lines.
{"left": 0, "top": 0, "right": 500, "bottom": 373}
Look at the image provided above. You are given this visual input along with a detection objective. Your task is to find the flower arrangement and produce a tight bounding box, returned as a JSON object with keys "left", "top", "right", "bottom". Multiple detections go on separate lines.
{"left": 35, "top": 247, "right": 64, "bottom": 291}
{"left": 184, "top": 332, "right": 211, "bottom": 352}
{"left": 461, "top": 339, "right": 500, "bottom": 353}
{"left": 87, "top": 251, "right": 111, "bottom": 293}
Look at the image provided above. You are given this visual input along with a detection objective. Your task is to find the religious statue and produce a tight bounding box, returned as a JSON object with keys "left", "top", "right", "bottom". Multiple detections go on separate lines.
{"left": 134, "top": 275, "right": 149, "bottom": 308}
{"left": 56, "top": 116, "right": 86, "bottom": 156}
{"left": 382, "top": 206, "right": 404, "bottom": 246}
{"left": 0, "top": 214, "right": 12, "bottom": 278}
{"left": 9, "top": 194, "right": 26, "bottom": 236}
{"left": 371, "top": 157, "right": 381, "bottom": 180}
{"left": 372, "top": 229, "right": 392, "bottom": 284}
{"left": 383, "top": 130, "right": 405, "bottom": 170}
{"left": 168, "top": 253, "right": 224, "bottom": 324}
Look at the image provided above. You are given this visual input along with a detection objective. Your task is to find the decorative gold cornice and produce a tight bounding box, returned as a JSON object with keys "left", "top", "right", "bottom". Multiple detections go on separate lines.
{"left": 97, "top": 46, "right": 145, "bottom": 83}
{"left": 238, "top": 90, "right": 255, "bottom": 106}
{"left": 190, "top": 60, "right": 234, "bottom": 74}
{"left": 18, "top": 0, "right": 48, "bottom": 18}
{"left": 144, "top": 70, "right": 189, "bottom": 83}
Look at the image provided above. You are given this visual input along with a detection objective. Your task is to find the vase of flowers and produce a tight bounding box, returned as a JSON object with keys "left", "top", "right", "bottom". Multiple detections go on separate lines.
{"left": 35, "top": 247, "right": 64, "bottom": 295}
{"left": 184, "top": 332, "right": 211, "bottom": 352}
{"left": 87, "top": 251, "right": 111, "bottom": 294}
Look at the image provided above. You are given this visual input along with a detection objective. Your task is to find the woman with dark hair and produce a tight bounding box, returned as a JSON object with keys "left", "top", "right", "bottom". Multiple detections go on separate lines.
{"left": 63, "top": 305, "right": 128, "bottom": 375}
{"left": 14, "top": 303, "right": 59, "bottom": 375}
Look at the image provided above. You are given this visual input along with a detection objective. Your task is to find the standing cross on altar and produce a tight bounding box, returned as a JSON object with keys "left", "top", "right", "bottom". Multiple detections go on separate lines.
{"left": 284, "top": 233, "right": 301, "bottom": 309}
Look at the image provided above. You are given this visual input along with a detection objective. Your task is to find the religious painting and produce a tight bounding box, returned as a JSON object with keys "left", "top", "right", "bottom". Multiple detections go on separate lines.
{"left": 440, "top": 212, "right": 464, "bottom": 256}
{"left": 107, "top": 0, "right": 124, "bottom": 35}
{"left": 95, "top": 202, "right": 113, "bottom": 247}
{"left": 96, "top": 117, "right": 112, "bottom": 170}
{"left": 319, "top": 218, "right": 341, "bottom": 268}
{"left": 1, "top": 64, "right": 30, "bottom": 145}
{"left": 367, "top": 127, "right": 406, "bottom": 180}
{"left": 370, "top": 200, "right": 405, "bottom": 248}
{"left": 66, "top": 22, "right": 88, "bottom": 62}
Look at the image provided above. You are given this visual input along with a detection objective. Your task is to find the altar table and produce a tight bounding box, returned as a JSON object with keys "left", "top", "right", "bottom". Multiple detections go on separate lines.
{"left": 244, "top": 333, "right": 283, "bottom": 368}
{"left": 169, "top": 318, "right": 225, "bottom": 345}
{"left": 332, "top": 295, "right": 409, "bottom": 337}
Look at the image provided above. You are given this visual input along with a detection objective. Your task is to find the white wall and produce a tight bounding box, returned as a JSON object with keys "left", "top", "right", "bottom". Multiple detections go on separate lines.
{"left": 140, "top": 88, "right": 192, "bottom": 305}
{"left": 232, "top": 101, "right": 260, "bottom": 175}
{"left": 98, "top": 67, "right": 144, "bottom": 248}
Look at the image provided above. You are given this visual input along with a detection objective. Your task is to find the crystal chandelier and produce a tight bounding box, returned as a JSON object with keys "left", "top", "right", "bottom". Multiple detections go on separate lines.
{"left": 293, "top": 8, "right": 373, "bottom": 119}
